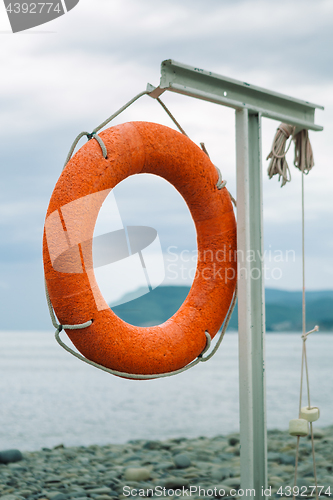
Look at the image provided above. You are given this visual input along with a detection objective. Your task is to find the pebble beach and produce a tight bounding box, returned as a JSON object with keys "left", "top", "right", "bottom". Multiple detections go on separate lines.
{"left": 1, "top": 426, "right": 332, "bottom": 500}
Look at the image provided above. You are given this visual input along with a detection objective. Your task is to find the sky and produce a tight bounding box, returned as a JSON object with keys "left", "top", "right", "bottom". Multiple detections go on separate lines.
{"left": 0, "top": 0, "right": 333, "bottom": 330}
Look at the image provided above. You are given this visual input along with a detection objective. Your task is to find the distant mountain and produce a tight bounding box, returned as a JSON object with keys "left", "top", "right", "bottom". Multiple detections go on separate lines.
{"left": 111, "top": 286, "right": 333, "bottom": 332}
{"left": 112, "top": 286, "right": 190, "bottom": 327}
{"left": 264, "top": 288, "right": 333, "bottom": 332}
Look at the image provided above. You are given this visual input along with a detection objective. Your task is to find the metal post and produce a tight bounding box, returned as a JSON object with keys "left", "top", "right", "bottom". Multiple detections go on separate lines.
{"left": 149, "top": 58, "right": 323, "bottom": 497}
{"left": 236, "top": 109, "right": 267, "bottom": 496}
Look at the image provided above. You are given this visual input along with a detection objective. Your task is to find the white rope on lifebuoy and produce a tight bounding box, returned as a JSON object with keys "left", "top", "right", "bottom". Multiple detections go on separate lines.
{"left": 45, "top": 277, "right": 238, "bottom": 379}
{"left": 44, "top": 90, "right": 238, "bottom": 378}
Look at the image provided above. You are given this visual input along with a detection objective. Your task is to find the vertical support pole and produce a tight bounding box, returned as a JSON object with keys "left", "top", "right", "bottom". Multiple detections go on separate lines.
{"left": 235, "top": 108, "right": 267, "bottom": 497}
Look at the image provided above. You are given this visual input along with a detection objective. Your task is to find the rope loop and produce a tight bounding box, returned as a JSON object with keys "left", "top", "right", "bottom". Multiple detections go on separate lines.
{"left": 92, "top": 132, "right": 108, "bottom": 159}
{"left": 301, "top": 325, "right": 319, "bottom": 340}
{"left": 54, "top": 328, "right": 212, "bottom": 380}
{"left": 216, "top": 167, "right": 227, "bottom": 190}
{"left": 278, "top": 123, "right": 295, "bottom": 139}
{"left": 63, "top": 131, "right": 108, "bottom": 169}
{"left": 198, "top": 331, "right": 212, "bottom": 360}
{"left": 294, "top": 129, "right": 314, "bottom": 175}
{"left": 267, "top": 124, "right": 294, "bottom": 187}
{"left": 199, "top": 143, "right": 228, "bottom": 191}
{"left": 46, "top": 275, "right": 237, "bottom": 379}
{"left": 63, "top": 90, "right": 192, "bottom": 170}
{"left": 52, "top": 284, "right": 237, "bottom": 379}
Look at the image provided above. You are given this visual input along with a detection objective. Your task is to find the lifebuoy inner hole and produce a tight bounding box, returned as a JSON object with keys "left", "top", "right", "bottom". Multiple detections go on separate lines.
{"left": 92, "top": 173, "right": 198, "bottom": 327}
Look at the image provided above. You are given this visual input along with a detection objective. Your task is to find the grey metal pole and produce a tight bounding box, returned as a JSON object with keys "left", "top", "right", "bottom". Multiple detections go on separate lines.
{"left": 236, "top": 108, "right": 267, "bottom": 497}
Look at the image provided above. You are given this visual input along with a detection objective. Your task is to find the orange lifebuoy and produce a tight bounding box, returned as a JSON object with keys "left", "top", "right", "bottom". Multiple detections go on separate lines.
{"left": 43, "top": 122, "right": 237, "bottom": 376}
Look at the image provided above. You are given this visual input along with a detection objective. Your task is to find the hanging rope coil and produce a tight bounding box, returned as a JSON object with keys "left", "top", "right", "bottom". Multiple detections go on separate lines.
{"left": 266, "top": 123, "right": 295, "bottom": 187}
{"left": 266, "top": 123, "right": 315, "bottom": 187}
{"left": 294, "top": 129, "right": 314, "bottom": 174}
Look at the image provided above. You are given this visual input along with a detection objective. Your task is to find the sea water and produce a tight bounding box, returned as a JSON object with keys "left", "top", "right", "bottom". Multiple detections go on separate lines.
{"left": 0, "top": 331, "right": 332, "bottom": 451}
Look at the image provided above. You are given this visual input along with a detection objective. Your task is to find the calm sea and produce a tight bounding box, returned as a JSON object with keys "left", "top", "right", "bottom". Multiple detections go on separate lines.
{"left": 0, "top": 331, "right": 332, "bottom": 452}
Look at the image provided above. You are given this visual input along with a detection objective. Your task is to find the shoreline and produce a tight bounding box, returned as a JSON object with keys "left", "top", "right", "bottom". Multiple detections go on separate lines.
{"left": 1, "top": 427, "right": 333, "bottom": 500}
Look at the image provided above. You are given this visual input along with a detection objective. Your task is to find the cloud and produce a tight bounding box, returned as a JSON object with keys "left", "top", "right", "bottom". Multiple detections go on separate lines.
{"left": 0, "top": 0, "right": 332, "bottom": 329}
{"left": 22, "top": 0, "right": 333, "bottom": 85}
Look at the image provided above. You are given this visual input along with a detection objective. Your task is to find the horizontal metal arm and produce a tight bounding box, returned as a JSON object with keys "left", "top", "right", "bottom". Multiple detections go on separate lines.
{"left": 154, "top": 59, "right": 323, "bottom": 132}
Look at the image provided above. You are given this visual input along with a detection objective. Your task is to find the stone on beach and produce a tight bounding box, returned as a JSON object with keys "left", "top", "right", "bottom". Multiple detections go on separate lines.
{"left": 0, "top": 426, "right": 333, "bottom": 499}
{"left": 123, "top": 467, "right": 151, "bottom": 481}
{"left": 0, "top": 496, "right": 24, "bottom": 500}
{"left": 44, "top": 493, "right": 67, "bottom": 500}
{"left": 163, "top": 477, "right": 190, "bottom": 489}
{"left": 0, "top": 450, "right": 23, "bottom": 464}
{"left": 173, "top": 453, "right": 191, "bottom": 469}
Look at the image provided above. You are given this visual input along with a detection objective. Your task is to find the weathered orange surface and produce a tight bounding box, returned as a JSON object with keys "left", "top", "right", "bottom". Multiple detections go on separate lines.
{"left": 43, "top": 122, "right": 237, "bottom": 376}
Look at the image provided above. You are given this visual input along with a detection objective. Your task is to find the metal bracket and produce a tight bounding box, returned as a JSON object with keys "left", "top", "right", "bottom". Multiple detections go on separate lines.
{"left": 146, "top": 83, "right": 166, "bottom": 99}
{"left": 157, "top": 59, "right": 323, "bottom": 131}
